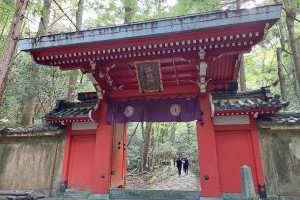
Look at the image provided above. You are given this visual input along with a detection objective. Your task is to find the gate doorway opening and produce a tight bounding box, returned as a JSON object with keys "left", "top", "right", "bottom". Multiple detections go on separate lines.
{"left": 123, "top": 122, "right": 200, "bottom": 191}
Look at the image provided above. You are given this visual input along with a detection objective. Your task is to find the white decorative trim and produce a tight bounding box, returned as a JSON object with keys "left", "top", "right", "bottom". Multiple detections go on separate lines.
{"left": 214, "top": 115, "right": 250, "bottom": 125}
{"left": 209, "top": 93, "right": 214, "bottom": 118}
{"left": 88, "top": 109, "right": 95, "bottom": 122}
{"left": 72, "top": 122, "right": 98, "bottom": 130}
{"left": 198, "top": 49, "right": 207, "bottom": 93}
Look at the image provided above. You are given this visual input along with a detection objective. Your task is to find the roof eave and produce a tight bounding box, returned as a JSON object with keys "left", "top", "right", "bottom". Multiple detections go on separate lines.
{"left": 18, "top": 4, "right": 281, "bottom": 52}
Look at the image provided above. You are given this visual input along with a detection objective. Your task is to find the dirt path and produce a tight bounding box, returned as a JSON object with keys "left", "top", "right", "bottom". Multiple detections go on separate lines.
{"left": 149, "top": 170, "right": 199, "bottom": 191}
{"left": 126, "top": 168, "right": 200, "bottom": 191}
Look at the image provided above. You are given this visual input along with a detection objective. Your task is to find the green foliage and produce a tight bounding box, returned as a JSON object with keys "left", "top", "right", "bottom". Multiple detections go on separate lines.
{"left": 1, "top": 0, "right": 299, "bottom": 127}
{"left": 171, "top": 0, "right": 222, "bottom": 15}
{"left": 84, "top": 0, "right": 124, "bottom": 27}
{"left": 127, "top": 122, "right": 199, "bottom": 173}
{"left": 244, "top": 16, "right": 300, "bottom": 110}
{"left": 0, "top": 52, "right": 92, "bottom": 127}
{"left": 0, "top": 0, "right": 15, "bottom": 54}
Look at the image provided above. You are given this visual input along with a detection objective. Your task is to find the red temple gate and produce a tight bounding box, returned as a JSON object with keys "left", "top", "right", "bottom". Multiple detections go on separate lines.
{"left": 19, "top": 5, "right": 286, "bottom": 198}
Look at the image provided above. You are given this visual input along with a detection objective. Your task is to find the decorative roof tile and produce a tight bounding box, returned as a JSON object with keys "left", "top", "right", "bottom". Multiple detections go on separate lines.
{"left": 212, "top": 87, "right": 289, "bottom": 115}
{"left": 46, "top": 100, "right": 97, "bottom": 122}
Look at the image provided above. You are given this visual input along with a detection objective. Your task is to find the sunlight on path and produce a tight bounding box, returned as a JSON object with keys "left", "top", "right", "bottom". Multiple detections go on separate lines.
{"left": 149, "top": 170, "right": 200, "bottom": 191}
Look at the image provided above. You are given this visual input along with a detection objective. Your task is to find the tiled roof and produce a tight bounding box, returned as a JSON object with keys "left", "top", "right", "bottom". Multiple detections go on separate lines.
{"left": 46, "top": 87, "right": 288, "bottom": 123}
{"left": 0, "top": 124, "right": 64, "bottom": 137}
{"left": 46, "top": 100, "right": 97, "bottom": 123}
{"left": 212, "top": 87, "right": 289, "bottom": 115}
{"left": 258, "top": 112, "right": 300, "bottom": 125}
{"left": 19, "top": 5, "right": 281, "bottom": 51}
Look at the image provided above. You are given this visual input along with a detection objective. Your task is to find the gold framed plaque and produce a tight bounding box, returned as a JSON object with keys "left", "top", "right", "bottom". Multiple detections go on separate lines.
{"left": 135, "top": 60, "right": 163, "bottom": 93}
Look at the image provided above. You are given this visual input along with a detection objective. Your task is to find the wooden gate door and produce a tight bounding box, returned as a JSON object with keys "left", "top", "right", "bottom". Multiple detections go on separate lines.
{"left": 68, "top": 134, "right": 95, "bottom": 190}
{"left": 110, "top": 123, "right": 127, "bottom": 188}
{"left": 215, "top": 129, "right": 258, "bottom": 193}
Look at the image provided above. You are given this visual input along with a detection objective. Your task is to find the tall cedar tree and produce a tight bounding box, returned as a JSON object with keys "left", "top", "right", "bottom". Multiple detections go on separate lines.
{"left": 21, "top": 0, "right": 52, "bottom": 125}
{"left": 67, "top": 0, "right": 84, "bottom": 101}
{"left": 0, "top": 0, "right": 29, "bottom": 102}
{"left": 283, "top": 0, "right": 300, "bottom": 95}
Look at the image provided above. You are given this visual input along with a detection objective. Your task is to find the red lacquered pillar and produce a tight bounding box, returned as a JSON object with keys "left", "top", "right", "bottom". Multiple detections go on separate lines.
{"left": 196, "top": 94, "right": 221, "bottom": 197}
{"left": 92, "top": 98, "right": 113, "bottom": 193}
{"left": 250, "top": 116, "right": 266, "bottom": 196}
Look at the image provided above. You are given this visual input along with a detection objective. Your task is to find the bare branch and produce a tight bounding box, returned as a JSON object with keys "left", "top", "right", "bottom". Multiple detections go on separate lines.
{"left": 127, "top": 122, "right": 140, "bottom": 147}
{"left": 52, "top": 0, "right": 79, "bottom": 31}
{"left": 274, "top": 0, "right": 300, "bottom": 23}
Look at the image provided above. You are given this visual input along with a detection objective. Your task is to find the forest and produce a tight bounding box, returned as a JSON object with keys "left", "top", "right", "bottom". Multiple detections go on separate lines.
{"left": 0, "top": 0, "right": 300, "bottom": 181}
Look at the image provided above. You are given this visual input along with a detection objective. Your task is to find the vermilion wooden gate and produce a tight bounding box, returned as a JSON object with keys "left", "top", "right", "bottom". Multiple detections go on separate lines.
{"left": 18, "top": 5, "right": 283, "bottom": 198}
{"left": 215, "top": 129, "right": 258, "bottom": 193}
{"left": 68, "top": 134, "right": 95, "bottom": 190}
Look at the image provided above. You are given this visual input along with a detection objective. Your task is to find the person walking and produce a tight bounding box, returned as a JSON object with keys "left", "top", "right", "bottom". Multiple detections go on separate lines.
{"left": 176, "top": 156, "right": 182, "bottom": 176}
{"left": 183, "top": 157, "right": 189, "bottom": 175}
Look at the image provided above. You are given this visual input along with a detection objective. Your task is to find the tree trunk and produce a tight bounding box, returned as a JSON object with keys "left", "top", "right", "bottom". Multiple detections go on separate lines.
{"left": 75, "top": 0, "right": 84, "bottom": 31}
{"left": 150, "top": 135, "right": 157, "bottom": 171}
{"left": 139, "top": 122, "right": 145, "bottom": 172}
{"left": 142, "top": 122, "right": 152, "bottom": 171}
{"left": 0, "top": 0, "right": 29, "bottom": 102}
{"left": 169, "top": 123, "right": 176, "bottom": 145}
{"left": 277, "top": 17, "right": 300, "bottom": 104}
{"left": 139, "top": 140, "right": 143, "bottom": 172}
{"left": 284, "top": 0, "right": 300, "bottom": 94}
{"left": 291, "top": 61, "right": 300, "bottom": 102}
{"left": 277, "top": 19, "right": 286, "bottom": 50}
{"left": 239, "top": 55, "right": 247, "bottom": 91}
{"left": 67, "top": 0, "right": 84, "bottom": 101}
{"left": 286, "top": 15, "right": 300, "bottom": 92}
{"left": 67, "top": 70, "right": 78, "bottom": 101}
{"left": 123, "top": 0, "right": 136, "bottom": 24}
{"left": 276, "top": 48, "right": 287, "bottom": 104}
{"left": 21, "top": 0, "right": 52, "bottom": 125}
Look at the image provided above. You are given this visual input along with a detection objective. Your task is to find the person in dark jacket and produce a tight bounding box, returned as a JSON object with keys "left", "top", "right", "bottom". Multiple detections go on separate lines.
{"left": 183, "top": 157, "right": 189, "bottom": 175}
{"left": 176, "top": 157, "right": 182, "bottom": 176}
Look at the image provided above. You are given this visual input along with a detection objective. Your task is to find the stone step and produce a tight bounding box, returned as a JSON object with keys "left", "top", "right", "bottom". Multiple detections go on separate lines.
{"left": 109, "top": 189, "right": 200, "bottom": 200}
{"left": 111, "top": 199, "right": 186, "bottom": 200}
{"left": 45, "top": 198, "right": 88, "bottom": 200}
{"left": 64, "top": 189, "right": 91, "bottom": 198}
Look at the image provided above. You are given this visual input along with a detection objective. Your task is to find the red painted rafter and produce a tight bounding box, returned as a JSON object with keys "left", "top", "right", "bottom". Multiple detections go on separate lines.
{"left": 31, "top": 24, "right": 265, "bottom": 68}
{"left": 31, "top": 22, "right": 268, "bottom": 92}
{"left": 108, "top": 85, "right": 199, "bottom": 99}
{"left": 58, "top": 53, "right": 198, "bottom": 72}
{"left": 109, "top": 63, "right": 197, "bottom": 76}
{"left": 33, "top": 37, "right": 256, "bottom": 68}
{"left": 114, "top": 73, "right": 198, "bottom": 84}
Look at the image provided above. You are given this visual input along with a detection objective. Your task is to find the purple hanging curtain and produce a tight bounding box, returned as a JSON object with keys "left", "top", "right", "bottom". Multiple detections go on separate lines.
{"left": 106, "top": 96, "right": 201, "bottom": 122}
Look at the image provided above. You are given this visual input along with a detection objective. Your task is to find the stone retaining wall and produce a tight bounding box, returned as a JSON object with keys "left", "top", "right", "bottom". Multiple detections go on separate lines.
{"left": 0, "top": 128, "right": 65, "bottom": 196}
{"left": 258, "top": 122, "right": 300, "bottom": 199}
{"left": 1, "top": 122, "right": 300, "bottom": 199}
